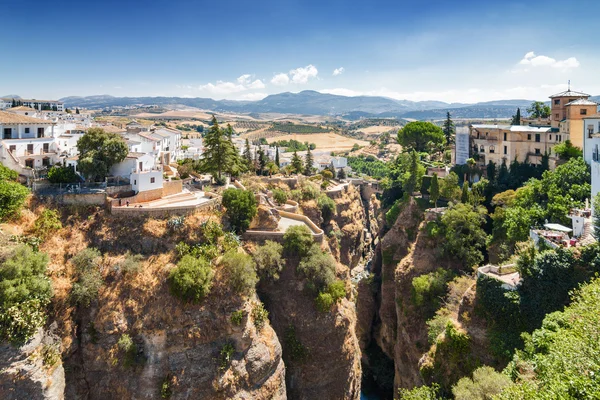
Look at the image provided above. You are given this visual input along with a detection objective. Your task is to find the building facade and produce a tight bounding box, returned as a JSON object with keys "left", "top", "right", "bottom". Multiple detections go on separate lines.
{"left": 549, "top": 89, "right": 598, "bottom": 149}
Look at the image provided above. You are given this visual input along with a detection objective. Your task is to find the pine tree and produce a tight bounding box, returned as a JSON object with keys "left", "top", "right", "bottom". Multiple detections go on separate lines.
{"left": 511, "top": 108, "right": 521, "bottom": 125}
{"left": 443, "top": 111, "right": 455, "bottom": 145}
{"left": 198, "top": 116, "right": 238, "bottom": 182}
{"left": 291, "top": 151, "right": 303, "bottom": 174}
{"left": 11, "top": 98, "right": 16, "bottom": 107}
{"left": 275, "top": 146, "right": 280, "bottom": 167}
{"left": 243, "top": 138, "right": 253, "bottom": 168}
{"left": 429, "top": 173, "right": 440, "bottom": 208}
{"left": 76, "top": 107, "right": 80, "bottom": 114}
{"left": 304, "top": 144, "right": 313, "bottom": 175}
{"left": 337, "top": 168, "right": 346, "bottom": 180}
{"left": 257, "top": 146, "right": 267, "bottom": 176}
{"left": 461, "top": 181, "right": 470, "bottom": 204}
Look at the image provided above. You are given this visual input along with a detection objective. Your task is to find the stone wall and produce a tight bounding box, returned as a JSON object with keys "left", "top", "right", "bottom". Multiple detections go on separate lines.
{"left": 59, "top": 192, "right": 106, "bottom": 205}
{"left": 110, "top": 198, "right": 220, "bottom": 217}
{"left": 105, "top": 185, "right": 132, "bottom": 196}
{"left": 162, "top": 180, "right": 183, "bottom": 197}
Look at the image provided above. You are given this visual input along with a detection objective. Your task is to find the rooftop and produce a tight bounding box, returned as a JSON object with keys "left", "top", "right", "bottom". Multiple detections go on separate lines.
{"left": 0, "top": 110, "right": 55, "bottom": 124}
{"left": 126, "top": 152, "right": 148, "bottom": 159}
{"left": 471, "top": 124, "right": 551, "bottom": 133}
{"left": 565, "top": 99, "right": 598, "bottom": 106}
{"left": 8, "top": 106, "right": 37, "bottom": 112}
{"left": 549, "top": 90, "right": 590, "bottom": 98}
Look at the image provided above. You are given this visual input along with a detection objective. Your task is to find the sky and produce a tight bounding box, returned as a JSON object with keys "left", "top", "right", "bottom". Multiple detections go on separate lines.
{"left": 2, "top": 0, "right": 600, "bottom": 103}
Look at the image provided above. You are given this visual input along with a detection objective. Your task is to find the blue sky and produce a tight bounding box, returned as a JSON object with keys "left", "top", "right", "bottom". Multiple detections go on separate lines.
{"left": 2, "top": 0, "right": 599, "bottom": 103}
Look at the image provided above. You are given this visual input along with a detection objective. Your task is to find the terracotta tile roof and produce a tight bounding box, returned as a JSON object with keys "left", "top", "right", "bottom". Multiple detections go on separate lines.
{"left": 549, "top": 90, "right": 590, "bottom": 98}
{"left": 0, "top": 110, "right": 54, "bottom": 124}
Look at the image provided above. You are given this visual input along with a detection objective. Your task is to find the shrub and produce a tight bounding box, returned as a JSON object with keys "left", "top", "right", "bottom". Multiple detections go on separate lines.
{"left": 219, "top": 342, "right": 235, "bottom": 370}
{"left": 284, "top": 324, "right": 308, "bottom": 361}
{"left": 117, "top": 333, "right": 137, "bottom": 367}
{"left": 0, "top": 179, "right": 29, "bottom": 221}
{"left": 201, "top": 220, "right": 224, "bottom": 244}
{"left": 222, "top": 188, "right": 258, "bottom": 234}
{"left": 253, "top": 241, "right": 284, "bottom": 280}
{"left": 298, "top": 245, "right": 336, "bottom": 291}
{"left": 160, "top": 375, "right": 173, "bottom": 399}
{"left": 71, "top": 248, "right": 101, "bottom": 272}
{"left": 452, "top": 366, "right": 510, "bottom": 400}
{"left": 222, "top": 231, "right": 241, "bottom": 253}
{"left": 315, "top": 280, "right": 346, "bottom": 312}
{"left": 32, "top": 209, "right": 62, "bottom": 240}
{"left": 272, "top": 188, "right": 288, "bottom": 205}
{"left": 315, "top": 292, "right": 334, "bottom": 312}
{"left": 398, "top": 384, "right": 440, "bottom": 400}
{"left": 41, "top": 343, "right": 61, "bottom": 367}
{"left": 300, "top": 181, "right": 320, "bottom": 200}
{"left": 411, "top": 268, "right": 453, "bottom": 318}
{"left": 317, "top": 194, "right": 336, "bottom": 223}
{"left": 251, "top": 302, "right": 269, "bottom": 331}
{"left": 221, "top": 251, "right": 258, "bottom": 295}
{"left": 426, "top": 309, "right": 452, "bottom": 345}
{"left": 0, "top": 164, "right": 18, "bottom": 181}
{"left": 0, "top": 246, "right": 52, "bottom": 343}
{"left": 47, "top": 165, "right": 79, "bottom": 183}
{"left": 230, "top": 310, "right": 244, "bottom": 326}
{"left": 167, "top": 216, "right": 185, "bottom": 231}
{"left": 169, "top": 255, "right": 214, "bottom": 303}
{"left": 117, "top": 253, "right": 144, "bottom": 275}
{"left": 70, "top": 248, "right": 103, "bottom": 307}
{"left": 283, "top": 225, "right": 314, "bottom": 257}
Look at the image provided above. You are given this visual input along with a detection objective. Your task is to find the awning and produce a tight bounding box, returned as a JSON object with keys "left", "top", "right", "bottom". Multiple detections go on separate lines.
{"left": 543, "top": 223, "right": 572, "bottom": 233}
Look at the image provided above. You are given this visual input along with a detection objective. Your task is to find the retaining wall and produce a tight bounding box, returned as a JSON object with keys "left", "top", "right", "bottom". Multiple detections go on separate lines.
{"left": 243, "top": 209, "right": 324, "bottom": 243}
{"left": 59, "top": 192, "right": 107, "bottom": 205}
{"left": 163, "top": 180, "right": 183, "bottom": 197}
{"left": 110, "top": 198, "right": 220, "bottom": 217}
{"left": 106, "top": 185, "right": 132, "bottom": 196}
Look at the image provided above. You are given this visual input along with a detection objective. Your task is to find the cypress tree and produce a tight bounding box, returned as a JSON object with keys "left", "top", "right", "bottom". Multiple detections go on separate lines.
{"left": 337, "top": 168, "right": 346, "bottom": 180}
{"left": 443, "top": 111, "right": 455, "bottom": 145}
{"left": 304, "top": 144, "right": 313, "bottom": 175}
{"left": 461, "top": 181, "right": 470, "bottom": 204}
{"left": 243, "top": 138, "right": 253, "bottom": 168}
{"left": 275, "top": 146, "right": 280, "bottom": 167}
{"left": 511, "top": 108, "right": 521, "bottom": 125}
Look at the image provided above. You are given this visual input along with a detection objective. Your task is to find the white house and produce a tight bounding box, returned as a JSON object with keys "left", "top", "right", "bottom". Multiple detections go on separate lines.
{"left": 110, "top": 152, "right": 163, "bottom": 192}
{"left": 583, "top": 113, "right": 600, "bottom": 210}
{"left": 0, "top": 111, "right": 59, "bottom": 176}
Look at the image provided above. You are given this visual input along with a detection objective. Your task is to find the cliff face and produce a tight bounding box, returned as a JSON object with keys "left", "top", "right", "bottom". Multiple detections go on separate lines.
{"left": 0, "top": 325, "right": 66, "bottom": 400}
{"left": 258, "top": 258, "right": 361, "bottom": 400}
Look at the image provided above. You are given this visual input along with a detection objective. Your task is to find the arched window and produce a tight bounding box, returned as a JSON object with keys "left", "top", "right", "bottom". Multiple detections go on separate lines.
{"left": 489, "top": 145, "right": 495, "bottom": 154}
{"left": 480, "top": 145, "right": 485, "bottom": 152}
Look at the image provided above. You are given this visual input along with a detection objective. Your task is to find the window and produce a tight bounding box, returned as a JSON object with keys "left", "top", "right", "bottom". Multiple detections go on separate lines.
{"left": 25, "top": 128, "right": 30, "bottom": 134}
{"left": 554, "top": 99, "right": 560, "bottom": 105}
{"left": 150, "top": 177, "right": 155, "bottom": 183}
{"left": 535, "top": 134, "right": 540, "bottom": 142}
{"left": 3, "top": 128, "right": 11, "bottom": 139}
{"left": 43, "top": 143, "right": 49, "bottom": 153}
{"left": 37, "top": 127, "right": 44, "bottom": 138}
{"left": 527, "top": 134, "right": 531, "bottom": 140}
{"left": 589, "top": 126, "right": 594, "bottom": 138}
{"left": 535, "top": 148, "right": 541, "bottom": 155}
{"left": 27, "top": 144, "right": 34, "bottom": 155}
{"left": 555, "top": 113, "right": 559, "bottom": 119}
{"left": 581, "top": 108, "right": 588, "bottom": 115}
{"left": 489, "top": 145, "right": 495, "bottom": 154}
{"left": 42, "top": 157, "right": 50, "bottom": 167}
{"left": 9, "top": 145, "right": 16, "bottom": 153}
{"left": 503, "top": 146, "right": 507, "bottom": 155}
{"left": 480, "top": 145, "right": 484, "bottom": 153}
{"left": 503, "top": 132, "right": 507, "bottom": 141}
{"left": 549, "top": 135, "right": 552, "bottom": 140}
{"left": 134, "top": 180, "right": 137, "bottom": 185}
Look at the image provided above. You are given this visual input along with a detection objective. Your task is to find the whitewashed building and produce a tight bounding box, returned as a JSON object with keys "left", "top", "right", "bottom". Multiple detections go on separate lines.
{"left": 0, "top": 98, "right": 64, "bottom": 112}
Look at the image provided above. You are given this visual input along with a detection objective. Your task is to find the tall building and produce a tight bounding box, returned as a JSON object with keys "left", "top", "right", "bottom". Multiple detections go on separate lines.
{"left": 549, "top": 88, "right": 598, "bottom": 149}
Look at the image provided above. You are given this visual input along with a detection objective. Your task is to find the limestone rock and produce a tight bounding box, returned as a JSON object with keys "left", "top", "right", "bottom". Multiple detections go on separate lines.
{"left": 250, "top": 205, "right": 280, "bottom": 231}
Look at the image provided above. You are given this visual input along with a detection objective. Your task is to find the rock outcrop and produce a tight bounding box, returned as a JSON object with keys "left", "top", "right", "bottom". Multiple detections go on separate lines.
{"left": 0, "top": 325, "right": 66, "bottom": 400}
{"left": 250, "top": 205, "right": 281, "bottom": 230}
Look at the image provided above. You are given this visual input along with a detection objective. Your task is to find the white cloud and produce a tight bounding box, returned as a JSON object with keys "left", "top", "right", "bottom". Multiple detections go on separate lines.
{"left": 238, "top": 92, "right": 268, "bottom": 101}
{"left": 289, "top": 64, "right": 318, "bottom": 83}
{"left": 271, "top": 73, "right": 290, "bottom": 86}
{"left": 518, "top": 52, "right": 580, "bottom": 69}
{"left": 199, "top": 74, "right": 265, "bottom": 95}
{"left": 333, "top": 67, "right": 345, "bottom": 76}
{"left": 271, "top": 64, "right": 319, "bottom": 86}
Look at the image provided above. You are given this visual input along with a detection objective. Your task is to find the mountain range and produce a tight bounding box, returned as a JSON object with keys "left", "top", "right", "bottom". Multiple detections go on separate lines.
{"left": 7, "top": 91, "right": 599, "bottom": 120}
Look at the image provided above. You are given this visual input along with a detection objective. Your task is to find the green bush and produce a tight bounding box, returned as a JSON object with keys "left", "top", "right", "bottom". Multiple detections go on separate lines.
{"left": 315, "top": 292, "right": 334, "bottom": 312}
{"left": 398, "top": 384, "right": 440, "bottom": 400}
{"left": 117, "top": 333, "right": 138, "bottom": 367}
{"left": 32, "top": 209, "right": 62, "bottom": 240}
{"left": 272, "top": 188, "right": 288, "bottom": 205}
{"left": 222, "top": 188, "right": 258, "bottom": 234}
{"left": 41, "top": 343, "right": 61, "bottom": 367}
{"left": 221, "top": 232, "right": 240, "bottom": 253}
{"left": 0, "top": 246, "right": 52, "bottom": 343}
{"left": 284, "top": 324, "right": 308, "bottom": 361}
{"left": 317, "top": 194, "right": 336, "bottom": 223}
{"left": 160, "top": 375, "right": 173, "bottom": 399}
{"left": 411, "top": 268, "right": 453, "bottom": 318}
{"left": 315, "top": 280, "right": 346, "bottom": 312}
{"left": 385, "top": 199, "right": 403, "bottom": 226}
{"left": 298, "top": 245, "right": 336, "bottom": 291}
{"left": 426, "top": 310, "right": 451, "bottom": 345}
{"left": 283, "top": 225, "right": 314, "bottom": 257}
{"left": 0, "top": 179, "right": 29, "bottom": 221}
{"left": 452, "top": 365, "right": 510, "bottom": 400}
{"left": 251, "top": 302, "right": 269, "bottom": 331}
{"left": 71, "top": 248, "right": 101, "bottom": 272}
{"left": 253, "top": 241, "right": 284, "bottom": 280}
{"left": 221, "top": 251, "right": 258, "bottom": 295}
{"left": 219, "top": 342, "right": 235, "bottom": 371}
{"left": 201, "top": 220, "right": 224, "bottom": 244}
{"left": 0, "top": 164, "right": 18, "bottom": 181}
{"left": 70, "top": 248, "right": 103, "bottom": 307}
{"left": 230, "top": 310, "right": 244, "bottom": 326}
{"left": 300, "top": 181, "right": 320, "bottom": 200}
{"left": 169, "top": 255, "right": 214, "bottom": 303}
{"left": 47, "top": 165, "right": 79, "bottom": 183}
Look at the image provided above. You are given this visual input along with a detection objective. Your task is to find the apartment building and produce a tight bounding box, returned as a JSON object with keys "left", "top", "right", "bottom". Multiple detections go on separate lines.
{"left": 470, "top": 124, "right": 557, "bottom": 169}
{"left": 549, "top": 89, "right": 598, "bottom": 149}
{"left": 0, "top": 98, "right": 64, "bottom": 112}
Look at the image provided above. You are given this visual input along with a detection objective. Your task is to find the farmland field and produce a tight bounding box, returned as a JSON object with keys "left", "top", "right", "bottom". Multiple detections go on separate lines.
{"left": 265, "top": 133, "right": 369, "bottom": 151}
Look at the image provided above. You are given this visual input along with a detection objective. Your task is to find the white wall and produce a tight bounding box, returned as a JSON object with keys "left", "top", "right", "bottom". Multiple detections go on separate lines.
{"left": 131, "top": 170, "right": 163, "bottom": 192}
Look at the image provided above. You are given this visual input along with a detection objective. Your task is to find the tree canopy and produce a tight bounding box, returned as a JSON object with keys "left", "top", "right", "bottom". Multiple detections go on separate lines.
{"left": 397, "top": 121, "right": 445, "bottom": 152}
{"left": 77, "top": 128, "right": 128, "bottom": 181}
{"left": 222, "top": 188, "right": 258, "bottom": 234}
{"left": 197, "top": 116, "right": 242, "bottom": 182}
{"left": 526, "top": 101, "right": 551, "bottom": 119}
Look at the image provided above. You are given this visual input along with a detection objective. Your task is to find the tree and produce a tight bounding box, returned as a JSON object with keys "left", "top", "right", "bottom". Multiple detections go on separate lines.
{"left": 553, "top": 139, "right": 583, "bottom": 161}
{"left": 275, "top": 146, "right": 280, "bottom": 167}
{"left": 337, "top": 168, "right": 346, "bottom": 180}
{"left": 257, "top": 146, "right": 267, "bottom": 175}
{"left": 304, "top": 144, "right": 314, "bottom": 175}
{"left": 443, "top": 112, "right": 455, "bottom": 145}
{"left": 298, "top": 245, "right": 336, "bottom": 291}
{"left": 77, "top": 128, "right": 128, "bottom": 181}
{"left": 75, "top": 107, "right": 80, "bottom": 114}
{"left": 511, "top": 108, "right": 521, "bottom": 125}
{"left": 440, "top": 172, "right": 461, "bottom": 203}
{"left": 291, "top": 151, "right": 303, "bottom": 174}
{"left": 452, "top": 366, "right": 510, "bottom": 400}
{"left": 283, "top": 225, "right": 314, "bottom": 257}
{"left": 47, "top": 165, "right": 79, "bottom": 183}
{"left": 11, "top": 98, "right": 16, "bottom": 107}
{"left": 0, "top": 166, "right": 29, "bottom": 221}
{"left": 197, "top": 116, "right": 240, "bottom": 182}
{"left": 221, "top": 251, "right": 258, "bottom": 295}
{"left": 526, "top": 101, "right": 551, "bottom": 119}
{"left": 243, "top": 138, "right": 253, "bottom": 169}
{"left": 397, "top": 121, "right": 445, "bottom": 152}
{"left": 266, "top": 161, "right": 279, "bottom": 177}
{"left": 222, "top": 188, "right": 258, "bottom": 234}
{"left": 429, "top": 173, "right": 440, "bottom": 208}
{"left": 461, "top": 181, "right": 470, "bottom": 203}
{"left": 253, "top": 241, "right": 284, "bottom": 280}
{"left": 403, "top": 150, "right": 421, "bottom": 195}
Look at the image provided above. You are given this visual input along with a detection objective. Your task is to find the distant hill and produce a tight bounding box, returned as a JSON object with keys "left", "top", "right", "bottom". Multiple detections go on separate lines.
{"left": 55, "top": 90, "right": 597, "bottom": 120}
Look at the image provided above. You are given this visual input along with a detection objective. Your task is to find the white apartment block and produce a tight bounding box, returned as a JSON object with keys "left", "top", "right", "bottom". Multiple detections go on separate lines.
{"left": 0, "top": 98, "right": 64, "bottom": 112}
{"left": 582, "top": 113, "right": 600, "bottom": 209}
